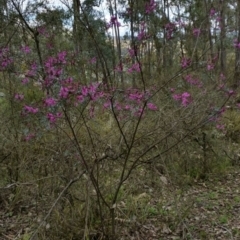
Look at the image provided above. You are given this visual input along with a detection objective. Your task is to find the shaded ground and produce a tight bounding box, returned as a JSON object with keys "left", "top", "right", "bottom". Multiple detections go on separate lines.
{"left": 118, "top": 168, "right": 240, "bottom": 240}
{"left": 1, "top": 168, "right": 240, "bottom": 240}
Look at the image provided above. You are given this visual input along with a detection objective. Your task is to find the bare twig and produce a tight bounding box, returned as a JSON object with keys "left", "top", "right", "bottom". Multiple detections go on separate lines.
{"left": 29, "top": 171, "right": 85, "bottom": 240}
{"left": 0, "top": 176, "right": 59, "bottom": 190}
{"left": 219, "top": 226, "right": 234, "bottom": 240}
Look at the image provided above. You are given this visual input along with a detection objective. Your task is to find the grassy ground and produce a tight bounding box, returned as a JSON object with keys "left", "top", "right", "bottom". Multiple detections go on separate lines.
{"left": 108, "top": 166, "right": 240, "bottom": 240}
{"left": 1, "top": 164, "right": 240, "bottom": 240}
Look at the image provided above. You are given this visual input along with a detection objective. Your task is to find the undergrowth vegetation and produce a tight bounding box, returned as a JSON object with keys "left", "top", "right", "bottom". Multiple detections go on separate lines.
{"left": 1, "top": 0, "right": 240, "bottom": 239}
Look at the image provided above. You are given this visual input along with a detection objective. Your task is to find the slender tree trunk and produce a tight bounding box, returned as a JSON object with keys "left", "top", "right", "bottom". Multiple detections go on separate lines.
{"left": 1, "top": 0, "right": 8, "bottom": 41}
{"left": 73, "top": 0, "right": 81, "bottom": 53}
{"left": 204, "top": 0, "right": 213, "bottom": 60}
{"left": 130, "top": 0, "right": 136, "bottom": 87}
{"left": 219, "top": 0, "right": 226, "bottom": 74}
{"left": 162, "top": 0, "right": 167, "bottom": 70}
{"left": 234, "top": 0, "right": 240, "bottom": 88}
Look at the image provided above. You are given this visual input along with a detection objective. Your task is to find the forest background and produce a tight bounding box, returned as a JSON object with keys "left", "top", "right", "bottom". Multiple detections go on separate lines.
{"left": 1, "top": 0, "right": 240, "bottom": 239}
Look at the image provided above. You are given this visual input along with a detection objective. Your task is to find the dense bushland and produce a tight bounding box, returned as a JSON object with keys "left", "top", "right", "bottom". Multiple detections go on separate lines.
{"left": 1, "top": 0, "right": 240, "bottom": 239}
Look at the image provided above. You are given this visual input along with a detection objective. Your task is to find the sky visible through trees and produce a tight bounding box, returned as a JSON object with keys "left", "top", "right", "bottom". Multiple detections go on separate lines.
{"left": 2, "top": 0, "right": 240, "bottom": 239}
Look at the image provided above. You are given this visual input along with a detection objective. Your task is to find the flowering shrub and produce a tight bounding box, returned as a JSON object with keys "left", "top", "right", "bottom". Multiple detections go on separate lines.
{"left": 23, "top": 105, "right": 39, "bottom": 114}
{"left": 145, "top": 0, "right": 157, "bottom": 14}
{"left": 107, "top": 16, "right": 121, "bottom": 29}
{"left": 173, "top": 92, "right": 192, "bottom": 107}
{"left": 181, "top": 57, "right": 191, "bottom": 68}
{"left": 193, "top": 28, "right": 201, "bottom": 37}
{"left": 0, "top": 47, "right": 13, "bottom": 71}
{"left": 1, "top": 1, "right": 239, "bottom": 239}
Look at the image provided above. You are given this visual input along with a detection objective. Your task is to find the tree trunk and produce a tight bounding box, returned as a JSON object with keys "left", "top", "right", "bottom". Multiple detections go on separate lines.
{"left": 234, "top": 0, "right": 240, "bottom": 88}
{"left": 73, "top": 0, "right": 81, "bottom": 53}
{"left": 220, "top": 0, "right": 226, "bottom": 74}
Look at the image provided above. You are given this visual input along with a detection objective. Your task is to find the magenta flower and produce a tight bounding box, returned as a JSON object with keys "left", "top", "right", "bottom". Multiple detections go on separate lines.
{"left": 176, "top": 19, "right": 186, "bottom": 28}
{"left": 57, "top": 51, "right": 67, "bottom": 64}
{"left": 147, "top": 103, "right": 158, "bottom": 111}
{"left": 1, "top": 59, "right": 12, "bottom": 68}
{"left": 216, "top": 124, "right": 225, "bottom": 130}
{"left": 124, "top": 105, "right": 131, "bottom": 110}
{"left": 44, "top": 97, "right": 57, "bottom": 107}
{"left": 47, "top": 113, "right": 56, "bottom": 123}
{"left": 220, "top": 73, "right": 226, "bottom": 81}
{"left": 21, "top": 77, "right": 29, "bottom": 85}
{"left": 216, "top": 16, "right": 221, "bottom": 23}
{"left": 193, "top": 28, "right": 201, "bottom": 37}
{"left": 173, "top": 92, "right": 192, "bottom": 107}
{"left": 37, "top": 26, "right": 47, "bottom": 36}
{"left": 227, "top": 89, "right": 235, "bottom": 96}
{"left": 145, "top": 0, "right": 157, "bottom": 14}
{"left": 77, "top": 95, "right": 84, "bottom": 103}
{"left": 115, "top": 102, "right": 122, "bottom": 111}
{"left": 128, "top": 92, "right": 143, "bottom": 101}
{"left": 103, "top": 101, "right": 111, "bottom": 109}
{"left": 181, "top": 57, "right": 191, "bottom": 68}
{"left": 170, "top": 88, "right": 175, "bottom": 93}
{"left": 24, "top": 105, "right": 39, "bottom": 114}
{"left": 137, "top": 29, "right": 146, "bottom": 41}
{"left": 217, "top": 83, "right": 225, "bottom": 90}
{"left": 108, "top": 16, "right": 121, "bottom": 28}
{"left": 218, "top": 107, "right": 226, "bottom": 115}
{"left": 0, "top": 47, "right": 13, "bottom": 70}
{"left": 15, "top": 93, "right": 24, "bottom": 101}
{"left": 128, "top": 63, "right": 141, "bottom": 73}
{"left": 81, "top": 86, "right": 88, "bottom": 96}
{"left": 47, "top": 112, "right": 62, "bottom": 123}
{"left": 90, "top": 57, "right": 96, "bottom": 64}
{"left": 59, "top": 86, "right": 69, "bottom": 99}
{"left": 46, "top": 42, "right": 54, "bottom": 49}
{"left": 165, "top": 22, "right": 176, "bottom": 40}
{"left": 88, "top": 83, "right": 99, "bottom": 96}
{"left": 207, "top": 63, "right": 214, "bottom": 71}
{"left": 56, "top": 112, "right": 62, "bottom": 118}
{"left": 173, "top": 94, "right": 182, "bottom": 101}
{"left": 134, "top": 107, "right": 144, "bottom": 117}
{"left": 210, "top": 8, "right": 216, "bottom": 17}
{"left": 128, "top": 48, "right": 135, "bottom": 57}
{"left": 21, "top": 45, "right": 31, "bottom": 54}
{"left": 184, "top": 75, "right": 202, "bottom": 88}
{"left": 233, "top": 39, "right": 240, "bottom": 49}
{"left": 181, "top": 92, "right": 192, "bottom": 106}
{"left": 106, "top": 23, "right": 111, "bottom": 29}
{"left": 137, "top": 22, "right": 147, "bottom": 41}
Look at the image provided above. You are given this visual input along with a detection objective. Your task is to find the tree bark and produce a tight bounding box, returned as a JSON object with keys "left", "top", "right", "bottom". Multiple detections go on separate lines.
{"left": 234, "top": 0, "right": 240, "bottom": 88}
{"left": 220, "top": 0, "right": 226, "bottom": 74}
